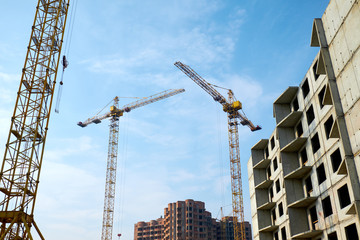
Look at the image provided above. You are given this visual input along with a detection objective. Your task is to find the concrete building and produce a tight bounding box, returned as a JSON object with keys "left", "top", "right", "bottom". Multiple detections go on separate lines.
{"left": 134, "top": 217, "right": 164, "bottom": 240}
{"left": 248, "top": 0, "right": 360, "bottom": 240}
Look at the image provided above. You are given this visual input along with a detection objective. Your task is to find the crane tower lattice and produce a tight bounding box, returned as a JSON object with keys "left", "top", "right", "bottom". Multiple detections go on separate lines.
{"left": 0, "top": 0, "right": 70, "bottom": 239}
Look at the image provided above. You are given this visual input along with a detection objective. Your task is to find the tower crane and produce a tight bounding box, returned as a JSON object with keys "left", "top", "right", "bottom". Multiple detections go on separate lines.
{"left": 78, "top": 89, "right": 185, "bottom": 240}
{"left": 0, "top": 1, "right": 70, "bottom": 239}
{"left": 174, "top": 61, "right": 260, "bottom": 240}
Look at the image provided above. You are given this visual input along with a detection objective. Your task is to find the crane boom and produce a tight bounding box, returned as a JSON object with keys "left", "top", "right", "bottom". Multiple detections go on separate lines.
{"left": 78, "top": 89, "right": 185, "bottom": 128}
{"left": 78, "top": 89, "right": 185, "bottom": 240}
{"left": 174, "top": 61, "right": 260, "bottom": 132}
{"left": 0, "top": 1, "right": 69, "bottom": 239}
{"left": 174, "top": 61, "right": 227, "bottom": 104}
{"left": 174, "top": 61, "right": 260, "bottom": 240}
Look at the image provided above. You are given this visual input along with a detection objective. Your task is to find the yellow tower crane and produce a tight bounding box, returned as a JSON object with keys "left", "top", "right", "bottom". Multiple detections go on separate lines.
{"left": 0, "top": 1, "right": 70, "bottom": 239}
{"left": 77, "top": 89, "right": 185, "bottom": 240}
{"left": 174, "top": 61, "right": 261, "bottom": 240}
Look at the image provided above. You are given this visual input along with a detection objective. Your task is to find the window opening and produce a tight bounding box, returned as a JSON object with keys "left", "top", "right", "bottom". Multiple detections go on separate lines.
{"left": 318, "top": 85, "right": 326, "bottom": 109}
{"left": 275, "top": 179, "right": 281, "bottom": 193}
{"left": 322, "top": 196, "right": 333, "bottom": 218}
{"left": 338, "top": 184, "right": 351, "bottom": 209}
{"left": 272, "top": 208, "right": 276, "bottom": 222}
{"left": 330, "top": 148, "right": 342, "bottom": 173}
{"left": 278, "top": 202, "right": 284, "bottom": 216}
{"left": 300, "top": 148, "right": 308, "bottom": 165}
{"left": 328, "top": 231, "right": 338, "bottom": 240}
{"left": 324, "top": 115, "right": 334, "bottom": 139}
{"left": 273, "top": 157, "right": 278, "bottom": 171}
{"left": 296, "top": 121, "right": 303, "bottom": 137}
{"left": 270, "top": 137, "right": 275, "bottom": 150}
{"left": 292, "top": 96, "right": 299, "bottom": 111}
{"left": 267, "top": 166, "right": 271, "bottom": 179}
{"left": 281, "top": 227, "right": 286, "bottom": 240}
{"left": 309, "top": 206, "right": 318, "bottom": 230}
{"left": 306, "top": 105, "right": 315, "bottom": 125}
{"left": 302, "top": 79, "right": 310, "bottom": 98}
{"left": 269, "top": 185, "right": 274, "bottom": 200}
{"left": 311, "top": 133, "right": 321, "bottom": 154}
{"left": 316, "top": 163, "right": 326, "bottom": 185}
{"left": 345, "top": 223, "right": 359, "bottom": 240}
{"left": 305, "top": 176, "right": 313, "bottom": 196}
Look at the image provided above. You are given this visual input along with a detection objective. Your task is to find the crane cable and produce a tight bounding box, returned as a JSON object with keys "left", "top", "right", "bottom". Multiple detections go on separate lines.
{"left": 55, "top": 0, "right": 78, "bottom": 113}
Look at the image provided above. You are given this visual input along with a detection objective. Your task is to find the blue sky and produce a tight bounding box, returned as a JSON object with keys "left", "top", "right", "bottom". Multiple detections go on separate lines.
{"left": 0, "top": 1, "right": 329, "bottom": 239}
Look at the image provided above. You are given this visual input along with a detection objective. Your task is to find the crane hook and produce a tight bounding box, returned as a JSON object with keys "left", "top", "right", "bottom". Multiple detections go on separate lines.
{"left": 62, "top": 55, "right": 69, "bottom": 70}
{"left": 55, "top": 55, "right": 69, "bottom": 113}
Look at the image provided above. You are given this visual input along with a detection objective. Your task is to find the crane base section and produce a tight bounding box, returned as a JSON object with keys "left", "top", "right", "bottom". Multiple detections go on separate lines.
{"left": 0, "top": 211, "right": 44, "bottom": 240}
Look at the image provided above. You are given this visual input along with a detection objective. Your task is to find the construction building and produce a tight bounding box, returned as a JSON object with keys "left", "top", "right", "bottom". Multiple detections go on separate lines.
{"left": 134, "top": 217, "right": 165, "bottom": 240}
{"left": 248, "top": 0, "right": 360, "bottom": 240}
{"left": 133, "top": 199, "right": 252, "bottom": 240}
{"left": 219, "top": 216, "right": 252, "bottom": 240}
{"left": 164, "top": 199, "right": 215, "bottom": 240}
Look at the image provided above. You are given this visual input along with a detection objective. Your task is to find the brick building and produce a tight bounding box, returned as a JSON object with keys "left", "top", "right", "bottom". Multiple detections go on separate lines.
{"left": 134, "top": 217, "right": 164, "bottom": 240}
{"left": 164, "top": 199, "right": 216, "bottom": 240}
{"left": 134, "top": 199, "right": 252, "bottom": 240}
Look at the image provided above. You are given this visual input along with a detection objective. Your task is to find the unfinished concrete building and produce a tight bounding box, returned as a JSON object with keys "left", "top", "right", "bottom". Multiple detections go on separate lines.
{"left": 248, "top": 0, "right": 360, "bottom": 239}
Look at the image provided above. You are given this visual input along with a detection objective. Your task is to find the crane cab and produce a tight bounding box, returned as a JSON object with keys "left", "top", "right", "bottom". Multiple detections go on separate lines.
{"left": 223, "top": 101, "right": 242, "bottom": 113}
{"left": 232, "top": 101, "right": 242, "bottom": 111}
{"left": 110, "top": 105, "right": 124, "bottom": 117}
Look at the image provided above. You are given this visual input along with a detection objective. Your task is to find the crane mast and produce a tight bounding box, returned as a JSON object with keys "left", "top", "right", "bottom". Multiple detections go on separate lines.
{"left": 103, "top": 97, "right": 120, "bottom": 240}
{"left": 227, "top": 90, "right": 245, "bottom": 240}
{"left": 174, "top": 61, "right": 260, "bottom": 240}
{"left": 78, "top": 89, "right": 185, "bottom": 240}
{"left": 0, "top": 1, "right": 69, "bottom": 239}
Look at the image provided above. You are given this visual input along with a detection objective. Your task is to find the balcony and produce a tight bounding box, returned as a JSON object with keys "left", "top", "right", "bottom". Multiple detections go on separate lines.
{"left": 253, "top": 158, "right": 271, "bottom": 169}
{"left": 291, "top": 229, "right": 323, "bottom": 239}
{"left": 259, "top": 225, "right": 279, "bottom": 233}
{"left": 277, "top": 111, "right": 302, "bottom": 128}
{"left": 251, "top": 139, "right": 269, "bottom": 168}
{"left": 284, "top": 166, "right": 312, "bottom": 179}
{"left": 257, "top": 202, "right": 276, "bottom": 210}
{"left": 280, "top": 138, "right": 307, "bottom": 153}
{"left": 255, "top": 179, "right": 273, "bottom": 189}
{"left": 273, "top": 86, "right": 299, "bottom": 124}
{"left": 288, "top": 197, "right": 317, "bottom": 208}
